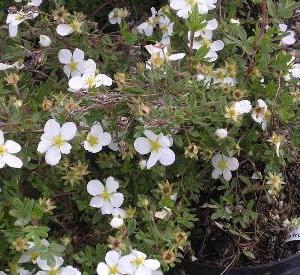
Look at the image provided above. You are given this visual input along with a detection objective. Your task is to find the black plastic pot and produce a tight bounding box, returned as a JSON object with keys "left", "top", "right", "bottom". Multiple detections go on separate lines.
{"left": 166, "top": 253, "right": 300, "bottom": 275}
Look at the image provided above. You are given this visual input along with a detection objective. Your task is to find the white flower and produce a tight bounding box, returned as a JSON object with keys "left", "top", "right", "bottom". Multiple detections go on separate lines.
{"left": 87, "top": 177, "right": 124, "bottom": 215}
{"left": 230, "top": 18, "right": 240, "bottom": 25}
{"left": 6, "top": 11, "right": 37, "bottom": 37}
{"left": 97, "top": 250, "right": 123, "bottom": 275}
{"left": 108, "top": 8, "right": 129, "bottom": 24}
{"left": 290, "top": 64, "right": 300, "bottom": 78}
{"left": 170, "top": 0, "right": 217, "bottom": 18}
{"left": 215, "top": 128, "right": 228, "bottom": 139}
{"left": 69, "top": 73, "right": 112, "bottom": 91}
{"left": 36, "top": 256, "right": 64, "bottom": 275}
{"left": 188, "top": 21, "right": 224, "bottom": 62}
{"left": 234, "top": 100, "right": 252, "bottom": 114}
{"left": 119, "top": 250, "right": 160, "bottom": 275}
{"left": 61, "top": 266, "right": 81, "bottom": 275}
{"left": 137, "top": 7, "right": 158, "bottom": 36}
{"left": 110, "top": 217, "right": 124, "bottom": 229}
{"left": 134, "top": 130, "right": 175, "bottom": 169}
{"left": 154, "top": 207, "right": 172, "bottom": 220}
{"left": 279, "top": 23, "right": 296, "bottom": 45}
{"left": 0, "top": 130, "right": 23, "bottom": 168}
{"left": 37, "top": 119, "right": 77, "bottom": 166}
{"left": 251, "top": 99, "right": 269, "bottom": 130}
{"left": 39, "top": 35, "right": 51, "bottom": 47}
{"left": 145, "top": 44, "right": 185, "bottom": 69}
{"left": 83, "top": 122, "right": 112, "bottom": 153}
{"left": 158, "top": 15, "right": 174, "bottom": 44}
{"left": 212, "top": 154, "right": 239, "bottom": 181}
{"left": 58, "top": 48, "right": 86, "bottom": 78}
{"left": 19, "top": 239, "right": 49, "bottom": 264}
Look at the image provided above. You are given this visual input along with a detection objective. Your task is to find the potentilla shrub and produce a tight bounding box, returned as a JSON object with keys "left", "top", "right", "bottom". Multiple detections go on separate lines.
{"left": 0, "top": 0, "right": 300, "bottom": 274}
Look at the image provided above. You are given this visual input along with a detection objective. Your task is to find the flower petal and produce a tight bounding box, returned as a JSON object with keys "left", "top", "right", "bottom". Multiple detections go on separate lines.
{"left": 144, "top": 259, "right": 160, "bottom": 270}
{"left": 60, "top": 122, "right": 77, "bottom": 141}
{"left": 110, "top": 193, "right": 124, "bottom": 208}
{"left": 87, "top": 180, "right": 104, "bottom": 196}
{"left": 147, "top": 152, "right": 159, "bottom": 169}
{"left": 37, "top": 140, "right": 51, "bottom": 154}
{"left": 99, "top": 132, "right": 112, "bottom": 146}
{"left": 158, "top": 148, "right": 175, "bottom": 166}
{"left": 105, "top": 250, "right": 120, "bottom": 267}
{"left": 58, "top": 49, "right": 72, "bottom": 64}
{"left": 73, "top": 48, "right": 85, "bottom": 62}
{"left": 45, "top": 147, "right": 61, "bottom": 165}
{"left": 106, "top": 176, "right": 119, "bottom": 192}
{"left": 134, "top": 137, "right": 151, "bottom": 155}
{"left": 96, "top": 263, "right": 109, "bottom": 275}
{"left": 68, "top": 76, "right": 84, "bottom": 91}
{"left": 3, "top": 153, "right": 23, "bottom": 168}
{"left": 212, "top": 168, "right": 222, "bottom": 179}
{"left": 90, "top": 196, "right": 104, "bottom": 208}
{"left": 44, "top": 119, "right": 60, "bottom": 136}
{"left": 56, "top": 24, "right": 73, "bottom": 36}
{"left": 60, "top": 143, "right": 72, "bottom": 154}
{"left": 227, "top": 157, "right": 239, "bottom": 171}
{"left": 223, "top": 169, "right": 232, "bottom": 181}
{"left": 5, "top": 140, "right": 21, "bottom": 153}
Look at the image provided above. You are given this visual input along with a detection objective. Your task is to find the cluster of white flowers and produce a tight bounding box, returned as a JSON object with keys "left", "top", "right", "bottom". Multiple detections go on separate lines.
{"left": 188, "top": 19, "right": 224, "bottom": 62}
{"left": 6, "top": 0, "right": 43, "bottom": 37}
{"left": 58, "top": 48, "right": 113, "bottom": 92}
{"left": 97, "top": 250, "right": 161, "bottom": 275}
{"left": 0, "top": 239, "right": 82, "bottom": 275}
{"left": 137, "top": 7, "right": 174, "bottom": 46}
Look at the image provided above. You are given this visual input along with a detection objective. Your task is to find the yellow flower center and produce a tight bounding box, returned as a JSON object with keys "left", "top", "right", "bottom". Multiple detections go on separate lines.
{"left": 218, "top": 159, "right": 228, "bottom": 170}
{"left": 31, "top": 252, "right": 39, "bottom": 262}
{"left": 68, "top": 60, "right": 78, "bottom": 71}
{"left": 109, "top": 265, "right": 119, "bottom": 275}
{"left": 49, "top": 269, "right": 58, "bottom": 275}
{"left": 132, "top": 256, "right": 144, "bottom": 267}
{"left": 87, "top": 134, "right": 99, "bottom": 147}
{"left": 52, "top": 135, "right": 65, "bottom": 147}
{"left": 101, "top": 190, "right": 111, "bottom": 201}
{"left": 151, "top": 53, "right": 165, "bottom": 67}
{"left": 85, "top": 77, "right": 96, "bottom": 88}
{"left": 0, "top": 145, "right": 7, "bottom": 156}
{"left": 150, "top": 140, "right": 161, "bottom": 152}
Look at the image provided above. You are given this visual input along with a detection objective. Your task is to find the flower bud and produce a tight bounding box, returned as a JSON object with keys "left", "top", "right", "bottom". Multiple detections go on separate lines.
{"left": 215, "top": 128, "right": 228, "bottom": 139}
{"left": 39, "top": 35, "right": 51, "bottom": 47}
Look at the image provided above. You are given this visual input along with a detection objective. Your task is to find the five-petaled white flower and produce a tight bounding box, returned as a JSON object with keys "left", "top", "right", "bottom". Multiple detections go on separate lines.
{"left": 19, "top": 239, "right": 49, "bottom": 264}
{"left": 87, "top": 177, "right": 124, "bottom": 215}
{"left": 36, "top": 256, "right": 64, "bottom": 275}
{"left": 58, "top": 48, "right": 85, "bottom": 78}
{"left": 251, "top": 99, "right": 269, "bottom": 130}
{"left": 279, "top": 23, "right": 296, "bottom": 46}
{"left": 212, "top": 154, "right": 239, "bottom": 181}
{"left": 134, "top": 130, "right": 175, "bottom": 169}
{"left": 84, "top": 122, "right": 112, "bottom": 153}
{"left": 170, "top": 0, "right": 217, "bottom": 19}
{"left": 290, "top": 63, "right": 300, "bottom": 79}
{"left": 0, "top": 130, "right": 23, "bottom": 169}
{"left": 37, "top": 119, "right": 77, "bottom": 166}
{"left": 119, "top": 250, "right": 160, "bottom": 275}
{"left": 97, "top": 250, "right": 123, "bottom": 275}
{"left": 145, "top": 44, "right": 185, "bottom": 69}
